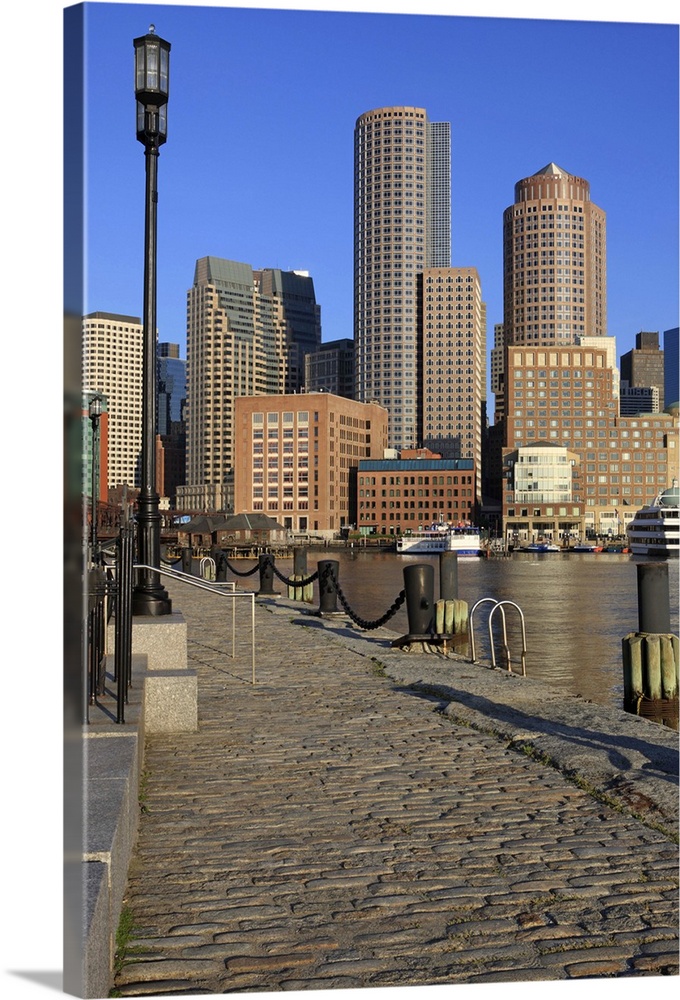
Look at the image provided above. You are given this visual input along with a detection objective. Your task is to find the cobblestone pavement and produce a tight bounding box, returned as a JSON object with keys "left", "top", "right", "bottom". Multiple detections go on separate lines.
{"left": 115, "top": 580, "right": 679, "bottom": 995}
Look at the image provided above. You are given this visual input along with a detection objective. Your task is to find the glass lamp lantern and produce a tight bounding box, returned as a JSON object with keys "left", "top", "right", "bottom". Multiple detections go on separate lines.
{"left": 134, "top": 25, "right": 171, "bottom": 146}
{"left": 88, "top": 394, "right": 103, "bottom": 422}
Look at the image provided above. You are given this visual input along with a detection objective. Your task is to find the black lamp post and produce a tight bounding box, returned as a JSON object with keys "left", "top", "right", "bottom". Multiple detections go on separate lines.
{"left": 132, "top": 25, "right": 172, "bottom": 615}
{"left": 88, "top": 393, "right": 103, "bottom": 559}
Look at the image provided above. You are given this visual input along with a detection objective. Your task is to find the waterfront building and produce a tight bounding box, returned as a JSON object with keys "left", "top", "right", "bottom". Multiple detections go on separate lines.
{"left": 620, "top": 331, "right": 665, "bottom": 412}
{"left": 357, "top": 451, "right": 476, "bottom": 536}
{"left": 504, "top": 343, "right": 679, "bottom": 537}
{"left": 354, "top": 106, "right": 451, "bottom": 451}
{"left": 502, "top": 162, "right": 607, "bottom": 350}
{"left": 664, "top": 327, "right": 679, "bottom": 406}
{"left": 419, "top": 266, "right": 486, "bottom": 505}
{"left": 181, "top": 257, "right": 322, "bottom": 512}
{"left": 234, "top": 392, "right": 388, "bottom": 537}
{"left": 82, "top": 311, "right": 143, "bottom": 490}
{"left": 502, "top": 444, "right": 583, "bottom": 548}
{"left": 304, "top": 338, "right": 355, "bottom": 398}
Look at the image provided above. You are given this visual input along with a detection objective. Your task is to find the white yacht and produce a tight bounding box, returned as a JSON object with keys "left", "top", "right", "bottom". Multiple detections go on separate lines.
{"left": 626, "top": 480, "right": 679, "bottom": 558}
{"left": 396, "top": 524, "right": 482, "bottom": 556}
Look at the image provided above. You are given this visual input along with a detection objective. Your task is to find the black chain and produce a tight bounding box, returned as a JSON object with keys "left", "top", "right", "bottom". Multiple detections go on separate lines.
{"left": 327, "top": 566, "right": 406, "bottom": 631}
{"left": 217, "top": 554, "right": 404, "bottom": 631}
{"left": 268, "top": 559, "right": 320, "bottom": 588}
{"left": 225, "top": 559, "right": 261, "bottom": 577}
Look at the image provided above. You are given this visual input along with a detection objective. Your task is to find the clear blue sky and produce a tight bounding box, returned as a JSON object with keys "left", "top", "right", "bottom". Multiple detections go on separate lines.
{"left": 80, "top": 1, "right": 679, "bottom": 367}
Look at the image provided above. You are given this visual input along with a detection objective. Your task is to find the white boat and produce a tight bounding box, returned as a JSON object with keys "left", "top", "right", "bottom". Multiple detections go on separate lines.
{"left": 626, "top": 481, "right": 679, "bottom": 558}
{"left": 396, "top": 523, "right": 482, "bottom": 556}
{"left": 524, "top": 542, "right": 561, "bottom": 553}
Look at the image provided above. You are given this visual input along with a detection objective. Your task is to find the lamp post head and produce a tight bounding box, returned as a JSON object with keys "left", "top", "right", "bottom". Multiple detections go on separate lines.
{"left": 89, "top": 393, "right": 103, "bottom": 422}
{"left": 134, "top": 26, "right": 171, "bottom": 147}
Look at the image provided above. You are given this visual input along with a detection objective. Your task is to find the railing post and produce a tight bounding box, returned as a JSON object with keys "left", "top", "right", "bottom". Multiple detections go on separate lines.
{"left": 293, "top": 547, "right": 307, "bottom": 578}
{"left": 439, "top": 551, "right": 458, "bottom": 601}
{"left": 637, "top": 562, "right": 671, "bottom": 634}
{"left": 317, "top": 560, "right": 339, "bottom": 614}
{"left": 115, "top": 522, "right": 134, "bottom": 724}
{"left": 181, "top": 546, "right": 193, "bottom": 575}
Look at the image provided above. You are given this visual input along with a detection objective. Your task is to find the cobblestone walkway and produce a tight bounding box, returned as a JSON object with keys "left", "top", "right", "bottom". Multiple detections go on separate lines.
{"left": 115, "top": 581, "right": 678, "bottom": 994}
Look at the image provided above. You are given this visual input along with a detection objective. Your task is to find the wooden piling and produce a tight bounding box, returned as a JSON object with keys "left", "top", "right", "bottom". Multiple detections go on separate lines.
{"left": 622, "top": 631, "right": 679, "bottom": 730}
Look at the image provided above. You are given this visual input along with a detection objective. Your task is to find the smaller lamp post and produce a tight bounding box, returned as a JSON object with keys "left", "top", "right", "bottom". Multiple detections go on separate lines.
{"left": 88, "top": 394, "right": 103, "bottom": 560}
{"left": 132, "top": 25, "right": 172, "bottom": 615}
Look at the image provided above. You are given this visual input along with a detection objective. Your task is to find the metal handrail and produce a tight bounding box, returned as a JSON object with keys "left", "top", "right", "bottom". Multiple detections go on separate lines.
{"left": 134, "top": 564, "right": 256, "bottom": 684}
{"left": 469, "top": 597, "right": 527, "bottom": 676}
{"left": 488, "top": 601, "right": 527, "bottom": 676}
{"left": 200, "top": 556, "right": 216, "bottom": 580}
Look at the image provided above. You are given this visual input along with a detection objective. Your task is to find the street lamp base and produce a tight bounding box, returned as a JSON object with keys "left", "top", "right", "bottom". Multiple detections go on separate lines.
{"left": 132, "top": 588, "right": 172, "bottom": 616}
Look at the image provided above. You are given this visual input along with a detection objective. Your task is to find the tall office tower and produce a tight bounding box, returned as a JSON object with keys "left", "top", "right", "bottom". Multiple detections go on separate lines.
{"left": 157, "top": 343, "right": 187, "bottom": 506}
{"left": 503, "top": 162, "right": 607, "bottom": 348}
{"left": 304, "top": 338, "right": 355, "bottom": 398}
{"left": 664, "top": 327, "right": 679, "bottom": 406}
{"left": 419, "top": 267, "right": 486, "bottom": 503}
{"left": 620, "top": 331, "right": 665, "bottom": 411}
{"left": 354, "top": 106, "right": 451, "bottom": 451}
{"left": 157, "top": 342, "right": 186, "bottom": 436}
{"left": 183, "top": 257, "right": 321, "bottom": 511}
{"left": 82, "top": 311, "right": 143, "bottom": 489}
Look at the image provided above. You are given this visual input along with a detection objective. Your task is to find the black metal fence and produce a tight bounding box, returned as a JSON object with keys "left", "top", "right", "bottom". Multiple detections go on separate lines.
{"left": 86, "top": 522, "right": 135, "bottom": 724}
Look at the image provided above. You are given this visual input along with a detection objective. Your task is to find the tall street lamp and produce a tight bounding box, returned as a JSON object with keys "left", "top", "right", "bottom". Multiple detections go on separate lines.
{"left": 132, "top": 25, "right": 172, "bottom": 615}
{"left": 88, "top": 393, "right": 103, "bottom": 560}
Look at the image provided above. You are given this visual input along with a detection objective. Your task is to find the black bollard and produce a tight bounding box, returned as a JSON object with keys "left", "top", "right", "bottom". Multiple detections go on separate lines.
{"left": 637, "top": 562, "right": 671, "bottom": 634}
{"left": 317, "top": 559, "right": 340, "bottom": 614}
{"left": 403, "top": 563, "right": 435, "bottom": 638}
{"left": 257, "top": 554, "right": 277, "bottom": 596}
{"left": 215, "top": 550, "right": 228, "bottom": 582}
{"left": 440, "top": 551, "right": 459, "bottom": 602}
{"left": 181, "top": 546, "right": 193, "bottom": 574}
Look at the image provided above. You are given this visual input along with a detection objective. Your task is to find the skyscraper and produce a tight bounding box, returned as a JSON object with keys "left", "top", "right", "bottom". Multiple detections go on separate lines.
{"left": 354, "top": 106, "right": 451, "bottom": 451}
{"left": 182, "top": 256, "right": 321, "bottom": 511}
{"left": 620, "top": 331, "right": 665, "bottom": 412}
{"left": 502, "top": 162, "right": 607, "bottom": 348}
{"left": 419, "top": 266, "right": 486, "bottom": 502}
{"left": 82, "top": 311, "right": 143, "bottom": 490}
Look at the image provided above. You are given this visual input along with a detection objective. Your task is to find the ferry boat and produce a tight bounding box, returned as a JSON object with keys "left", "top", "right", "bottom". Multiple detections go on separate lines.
{"left": 396, "top": 523, "right": 482, "bottom": 556}
{"left": 626, "top": 480, "right": 679, "bottom": 558}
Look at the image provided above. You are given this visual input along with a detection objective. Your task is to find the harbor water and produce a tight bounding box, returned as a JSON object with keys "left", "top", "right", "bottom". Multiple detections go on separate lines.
{"left": 265, "top": 549, "right": 679, "bottom": 709}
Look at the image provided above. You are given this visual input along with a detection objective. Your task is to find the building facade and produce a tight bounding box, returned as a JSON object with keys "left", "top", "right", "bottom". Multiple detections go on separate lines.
{"left": 619, "top": 383, "right": 660, "bottom": 416}
{"left": 354, "top": 106, "right": 451, "bottom": 451}
{"left": 502, "top": 162, "right": 607, "bottom": 349}
{"left": 504, "top": 344, "right": 678, "bottom": 536}
{"left": 182, "top": 257, "right": 322, "bottom": 511}
{"left": 234, "top": 393, "right": 388, "bottom": 537}
{"left": 82, "top": 311, "right": 143, "bottom": 489}
{"left": 419, "top": 266, "right": 486, "bottom": 503}
{"left": 304, "top": 338, "right": 355, "bottom": 397}
{"left": 502, "top": 444, "right": 583, "bottom": 547}
{"left": 357, "top": 454, "right": 476, "bottom": 536}
{"left": 620, "top": 331, "right": 665, "bottom": 412}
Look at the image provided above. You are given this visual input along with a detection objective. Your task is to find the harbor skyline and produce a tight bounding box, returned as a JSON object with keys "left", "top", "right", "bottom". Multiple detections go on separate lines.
{"left": 78, "top": 1, "right": 678, "bottom": 369}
